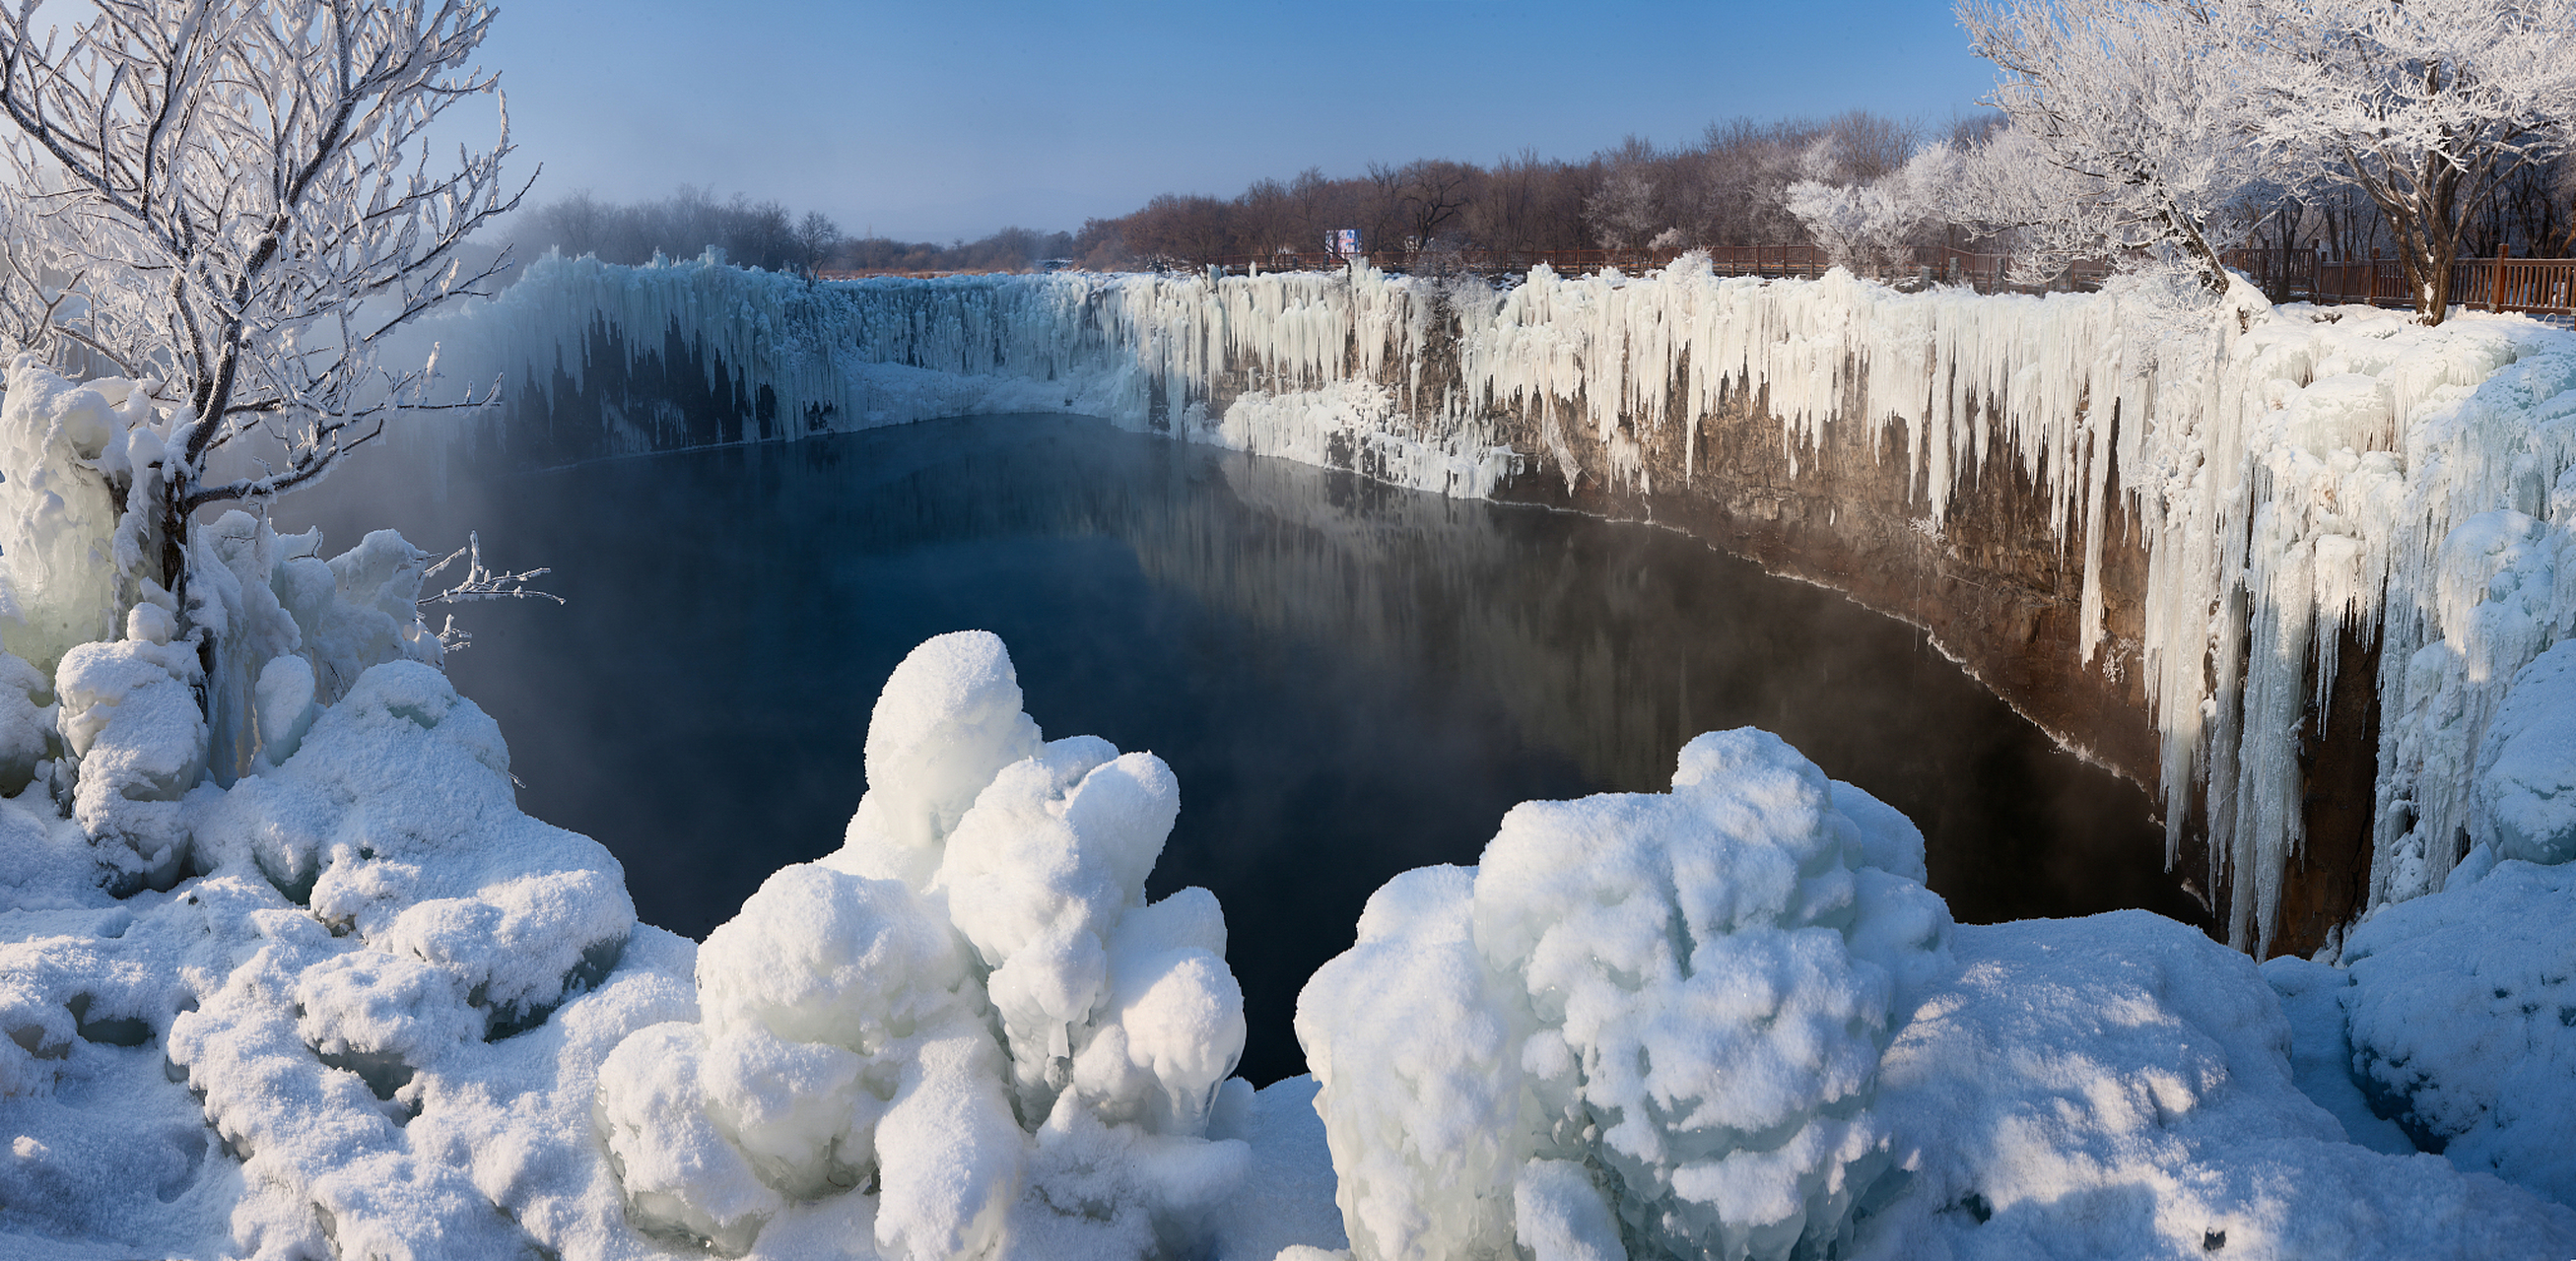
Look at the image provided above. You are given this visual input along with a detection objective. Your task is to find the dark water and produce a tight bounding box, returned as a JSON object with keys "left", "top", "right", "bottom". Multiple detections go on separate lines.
{"left": 281, "top": 415, "right": 2203, "bottom": 1083}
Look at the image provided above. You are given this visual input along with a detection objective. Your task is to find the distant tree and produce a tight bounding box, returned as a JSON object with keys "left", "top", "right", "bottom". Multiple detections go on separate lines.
{"left": 793, "top": 212, "right": 842, "bottom": 279}
{"left": 1585, "top": 164, "right": 1661, "bottom": 250}
{"left": 1396, "top": 160, "right": 1475, "bottom": 251}
{"left": 0, "top": 0, "right": 528, "bottom": 596}
{"left": 1786, "top": 144, "right": 1962, "bottom": 273}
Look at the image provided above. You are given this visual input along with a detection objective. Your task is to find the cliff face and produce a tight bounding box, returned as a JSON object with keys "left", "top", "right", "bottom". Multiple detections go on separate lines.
{"left": 1188, "top": 343, "right": 2374, "bottom": 954}
{"left": 453, "top": 259, "right": 2556, "bottom": 959}
{"left": 1475, "top": 383, "right": 2374, "bottom": 958}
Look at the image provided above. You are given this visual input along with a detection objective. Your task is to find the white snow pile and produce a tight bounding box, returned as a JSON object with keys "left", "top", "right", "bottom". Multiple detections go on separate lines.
{"left": 2265, "top": 846, "right": 2576, "bottom": 1213}
{"left": 1296, "top": 731, "right": 2576, "bottom": 1261}
{"left": 1861, "top": 911, "right": 2576, "bottom": 1261}
{"left": 1294, "top": 728, "right": 1955, "bottom": 1261}
{"left": 2471, "top": 639, "right": 2576, "bottom": 866}
{"left": 0, "top": 634, "right": 664, "bottom": 1255}
{"left": 591, "top": 630, "right": 1326, "bottom": 1261}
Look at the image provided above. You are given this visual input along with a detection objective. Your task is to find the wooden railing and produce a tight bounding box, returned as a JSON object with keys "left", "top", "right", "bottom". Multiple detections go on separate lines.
{"left": 2203, "top": 248, "right": 2573, "bottom": 318}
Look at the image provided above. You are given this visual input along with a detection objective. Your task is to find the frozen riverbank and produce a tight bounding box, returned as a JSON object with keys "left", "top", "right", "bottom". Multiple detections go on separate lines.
{"left": 429, "top": 255, "right": 2576, "bottom": 955}
{"left": 7, "top": 249, "right": 2576, "bottom": 1256}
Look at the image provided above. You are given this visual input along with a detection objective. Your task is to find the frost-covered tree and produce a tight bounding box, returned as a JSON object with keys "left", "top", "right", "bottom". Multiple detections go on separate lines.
{"left": 0, "top": 0, "right": 526, "bottom": 594}
{"left": 1785, "top": 143, "right": 1963, "bottom": 275}
{"left": 2239, "top": 0, "right": 2576, "bottom": 321}
{"left": 1960, "top": 0, "right": 2576, "bottom": 319}
{"left": 1955, "top": 0, "right": 2266, "bottom": 293}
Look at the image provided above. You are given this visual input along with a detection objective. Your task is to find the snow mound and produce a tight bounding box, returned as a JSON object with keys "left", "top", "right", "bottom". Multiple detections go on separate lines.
{"left": 1857, "top": 912, "right": 2576, "bottom": 1259}
{"left": 1296, "top": 728, "right": 1953, "bottom": 1261}
{"left": 593, "top": 630, "right": 1272, "bottom": 1261}
{"left": 1, "top": 652, "right": 677, "bottom": 1261}
{"left": 2333, "top": 856, "right": 2576, "bottom": 1208}
{"left": 2473, "top": 639, "right": 2576, "bottom": 865}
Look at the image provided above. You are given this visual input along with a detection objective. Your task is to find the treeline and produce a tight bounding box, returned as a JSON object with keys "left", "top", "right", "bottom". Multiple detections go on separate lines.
{"left": 509, "top": 109, "right": 2575, "bottom": 281}
{"left": 509, "top": 187, "right": 1079, "bottom": 276}
{"left": 1088, "top": 113, "right": 2574, "bottom": 269}
{"left": 512, "top": 186, "right": 841, "bottom": 274}
{"left": 1087, "top": 112, "right": 1940, "bottom": 267}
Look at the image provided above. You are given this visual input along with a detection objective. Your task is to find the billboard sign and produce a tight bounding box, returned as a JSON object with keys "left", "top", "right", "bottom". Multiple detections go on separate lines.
{"left": 1329, "top": 229, "right": 1361, "bottom": 259}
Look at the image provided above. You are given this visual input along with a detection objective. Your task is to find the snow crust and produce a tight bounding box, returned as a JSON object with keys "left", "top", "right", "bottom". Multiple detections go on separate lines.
{"left": 1858, "top": 912, "right": 2576, "bottom": 1260}
{"left": 2321, "top": 854, "right": 2576, "bottom": 1206}
{"left": 435, "top": 255, "right": 2576, "bottom": 947}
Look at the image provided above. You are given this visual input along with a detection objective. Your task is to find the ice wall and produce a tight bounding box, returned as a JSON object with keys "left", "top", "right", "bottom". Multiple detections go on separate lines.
{"left": 434, "top": 254, "right": 2576, "bottom": 952}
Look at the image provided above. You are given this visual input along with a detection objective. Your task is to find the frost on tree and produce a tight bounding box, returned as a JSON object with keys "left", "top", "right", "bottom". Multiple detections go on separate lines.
{"left": 0, "top": 0, "right": 527, "bottom": 603}
{"left": 1953, "top": 0, "right": 2269, "bottom": 291}
{"left": 2241, "top": 0, "right": 2576, "bottom": 322}
{"left": 1953, "top": 0, "right": 2576, "bottom": 319}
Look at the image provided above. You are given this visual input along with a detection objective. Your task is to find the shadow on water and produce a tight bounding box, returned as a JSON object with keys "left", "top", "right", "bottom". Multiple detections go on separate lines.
{"left": 278, "top": 414, "right": 2206, "bottom": 1084}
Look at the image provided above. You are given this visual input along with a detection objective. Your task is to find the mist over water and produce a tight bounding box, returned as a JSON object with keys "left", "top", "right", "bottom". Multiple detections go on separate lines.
{"left": 278, "top": 414, "right": 2203, "bottom": 1083}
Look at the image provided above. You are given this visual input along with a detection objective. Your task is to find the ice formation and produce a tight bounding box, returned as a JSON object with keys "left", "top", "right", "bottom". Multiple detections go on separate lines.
{"left": 436, "top": 252, "right": 2576, "bottom": 950}
{"left": 591, "top": 630, "right": 1277, "bottom": 1260}
{"left": 0, "top": 355, "right": 160, "bottom": 677}
{"left": 1293, "top": 728, "right": 1955, "bottom": 1261}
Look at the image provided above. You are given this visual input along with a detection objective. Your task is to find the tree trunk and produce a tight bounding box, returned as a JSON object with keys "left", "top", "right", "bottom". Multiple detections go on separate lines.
{"left": 2382, "top": 150, "right": 2468, "bottom": 325}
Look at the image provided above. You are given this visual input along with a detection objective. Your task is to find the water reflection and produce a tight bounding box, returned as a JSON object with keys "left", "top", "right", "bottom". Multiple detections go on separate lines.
{"left": 280, "top": 414, "right": 2202, "bottom": 1083}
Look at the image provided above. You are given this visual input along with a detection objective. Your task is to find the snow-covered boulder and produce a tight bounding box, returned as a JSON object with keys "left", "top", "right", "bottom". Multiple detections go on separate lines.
{"left": 52, "top": 586, "right": 206, "bottom": 892}
{"left": 2, "top": 644, "right": 677, "bottom": 1260}
{"left": 1860, "top": 912, "right": 2576, "bottom": 1259}
{"left": 2333, "top": 856, "right": 2576, "bottom": 1208}
{"left": 593, "top": 630, "right": 1258, "bottom": 1260}
{"left": 1296, "top": 728, "right": 1953, "bottom": 1261}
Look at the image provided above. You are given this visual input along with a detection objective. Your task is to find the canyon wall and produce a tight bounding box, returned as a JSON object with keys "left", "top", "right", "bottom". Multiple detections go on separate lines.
{"left": 420, "top": 254, "right": 2576, "bottom": 957}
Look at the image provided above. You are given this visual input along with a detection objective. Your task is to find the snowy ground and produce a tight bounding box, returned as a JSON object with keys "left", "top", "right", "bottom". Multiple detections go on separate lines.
{"left": 8, "top": 257, "right": 2576, "bottom": 1258}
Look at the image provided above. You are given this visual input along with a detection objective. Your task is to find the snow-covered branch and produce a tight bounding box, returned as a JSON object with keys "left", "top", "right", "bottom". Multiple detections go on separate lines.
{"left": 419, "top": 530, "right": 560, "bottom": 652}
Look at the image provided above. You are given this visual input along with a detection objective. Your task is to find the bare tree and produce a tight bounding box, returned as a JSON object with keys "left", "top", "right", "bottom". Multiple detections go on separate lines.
{"left": 792, "top": 210, "right": 842, "bottom": 280}
{"left": 0, "top": 0, "right": 528, "bottom": 597}
{"left": 1396, "top": 159, "right": 1474, "bottom": 251}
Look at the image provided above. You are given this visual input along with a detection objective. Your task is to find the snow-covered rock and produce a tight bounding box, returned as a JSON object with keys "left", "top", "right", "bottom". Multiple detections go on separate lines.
{"left": 1859, "top": 911, "right": 2576, "bottom": 1260}
{"left": 1295, "top": 728, "right": 1953, "bottom": 1261}
{"left": 2331, "top": 856, "right": 2576, "bottom": 1208}
{"left": 592, "top": 631, "right": 1273, "bottom": 1261}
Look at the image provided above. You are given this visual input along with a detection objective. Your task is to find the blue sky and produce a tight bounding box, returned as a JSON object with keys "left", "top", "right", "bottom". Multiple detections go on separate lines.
{"left": 480, "top": 0, "right": 1998, "bottom": 241}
